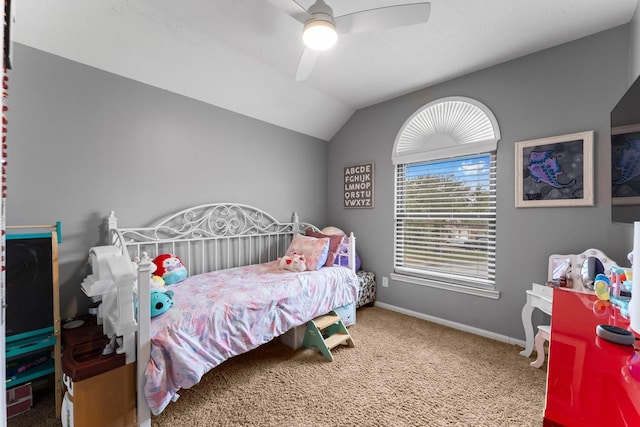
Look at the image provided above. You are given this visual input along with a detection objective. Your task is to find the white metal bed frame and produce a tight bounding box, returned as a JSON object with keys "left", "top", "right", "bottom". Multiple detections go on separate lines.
{"left": 105, "top": 203, "right": 356, "bottom": 426}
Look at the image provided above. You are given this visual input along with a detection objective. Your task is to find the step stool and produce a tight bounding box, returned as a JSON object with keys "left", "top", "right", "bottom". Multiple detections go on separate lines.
{"left": 302, "top": 311, "right": 355, "bottom": 361}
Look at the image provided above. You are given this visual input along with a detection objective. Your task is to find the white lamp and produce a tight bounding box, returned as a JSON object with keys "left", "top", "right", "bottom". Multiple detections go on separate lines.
{"left": 302, "top": 0, "right": 337, "bottom": 51}
{"left": 303, "top": 19, "right": 337, "bottom": 51}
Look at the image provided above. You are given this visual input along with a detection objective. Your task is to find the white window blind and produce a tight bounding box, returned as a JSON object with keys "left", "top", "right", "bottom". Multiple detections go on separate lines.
{"left": 394, "top": 153, "right": 497, "bottom": 291}
{"left": 392, "top": 96, "right": 500, "bottom": 165}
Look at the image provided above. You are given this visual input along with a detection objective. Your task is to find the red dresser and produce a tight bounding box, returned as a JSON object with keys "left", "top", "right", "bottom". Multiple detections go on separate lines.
{"left": 544, "top": 289, "right": 640, "bottom": 426}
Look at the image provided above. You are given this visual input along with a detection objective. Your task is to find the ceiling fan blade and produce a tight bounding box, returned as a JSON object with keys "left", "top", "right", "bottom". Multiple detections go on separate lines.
{"left": 266, "top": 0, "right": 311, "bottom": 24}
{"left": 335, "top": 2, "right": 431, "bottom": 34}
{"left": 295, "top": 47, "right": 320, "bottom": 81}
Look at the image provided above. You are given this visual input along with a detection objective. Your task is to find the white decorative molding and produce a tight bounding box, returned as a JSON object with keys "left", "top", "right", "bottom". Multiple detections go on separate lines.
{"left": 374, "top": 301, "right": 525, "bottom": 347}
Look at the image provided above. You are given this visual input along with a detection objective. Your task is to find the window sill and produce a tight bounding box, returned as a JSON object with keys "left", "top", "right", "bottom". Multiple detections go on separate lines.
{"left": 390, "top": 273, "right": 500, "bottom": 299}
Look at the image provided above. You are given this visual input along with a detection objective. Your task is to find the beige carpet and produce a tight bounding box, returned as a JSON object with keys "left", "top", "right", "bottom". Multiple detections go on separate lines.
{"left": 8, "top": 306, "right": 547, "bottom": 426}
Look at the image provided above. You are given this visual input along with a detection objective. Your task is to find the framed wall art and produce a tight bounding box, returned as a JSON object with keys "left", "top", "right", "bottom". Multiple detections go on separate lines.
{"left": 612, "top": 123, "right": 640, "bottom": 207}
{"left": 515, "top": 130, "right": 594, "bottom": 208}
{"left": 344, "top": 162, "right": 374, "bottom": 208}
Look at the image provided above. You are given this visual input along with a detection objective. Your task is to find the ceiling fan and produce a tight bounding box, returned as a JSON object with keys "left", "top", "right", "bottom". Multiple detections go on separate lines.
{"left": 268, "top": 0, "right": 431, "bottom": 81}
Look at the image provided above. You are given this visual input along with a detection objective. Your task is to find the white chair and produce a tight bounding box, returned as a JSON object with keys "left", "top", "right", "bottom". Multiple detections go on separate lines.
{"left": 530, "top": 325, "right": 551, "bottom": 368}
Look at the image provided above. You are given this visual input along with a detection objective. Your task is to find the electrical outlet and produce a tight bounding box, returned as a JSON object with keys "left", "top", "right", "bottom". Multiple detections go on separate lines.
{"left": 382, "top": 276, "right": 389, "bottom": 288}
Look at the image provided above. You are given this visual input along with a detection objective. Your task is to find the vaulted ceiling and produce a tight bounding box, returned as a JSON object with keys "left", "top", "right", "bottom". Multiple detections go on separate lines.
{"left": 11, "top": 0, "right": 639, "bottom": 140}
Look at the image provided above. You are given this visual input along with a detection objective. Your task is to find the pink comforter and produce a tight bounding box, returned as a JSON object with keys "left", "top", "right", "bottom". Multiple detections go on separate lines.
{"left": 145, "top": 260, "right": 358, "bottom": 414}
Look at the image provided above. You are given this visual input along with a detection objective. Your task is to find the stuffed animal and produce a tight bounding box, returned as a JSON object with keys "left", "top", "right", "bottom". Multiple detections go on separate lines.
{"left": 153, "top": 254, "right": 188, "bottom": 285}
{"left": 145, "top": 259, "right": 166, "bottom": 290}
{"left": 279, "top": 252, "right": 306, "bottom": 272}
{"left": 150, "top": 289, "right": 174, "bottom": 317}
{"left": 151, "top": 274, "right": 165, "bottom": 288}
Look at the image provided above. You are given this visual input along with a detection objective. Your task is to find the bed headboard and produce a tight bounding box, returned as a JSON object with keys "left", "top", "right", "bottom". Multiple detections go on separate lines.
{"left": 105, "top": 203, "right": 345, "bottom": 275}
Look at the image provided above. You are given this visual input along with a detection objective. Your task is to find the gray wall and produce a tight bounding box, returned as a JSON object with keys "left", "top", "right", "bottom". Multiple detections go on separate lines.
{"left": 7, "top": 26, "right": 637, "bottom": 342}
{"left": 328, "top": 25, "right": 633, "bottom": 340}
{"left": 630, "top": 4, "right": 640, "bottom": 83}
{"left": 6, "top": 44, "right": 329, "bottom": 318}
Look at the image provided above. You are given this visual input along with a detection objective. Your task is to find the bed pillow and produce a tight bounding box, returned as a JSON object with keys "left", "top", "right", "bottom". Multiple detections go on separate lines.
{"left": 321, "top": 226, "right": 346, "bottom": 236}
{"left": 305, "top": 229, "right": 344, "bottom": 267}
{"left": 286, "top": 234, "right": 329, "bottom": 271}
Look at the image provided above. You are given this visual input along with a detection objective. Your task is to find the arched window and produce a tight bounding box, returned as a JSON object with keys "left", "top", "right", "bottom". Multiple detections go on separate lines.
{"left": 392, "top": 97, "right": 501, "bottom": 298}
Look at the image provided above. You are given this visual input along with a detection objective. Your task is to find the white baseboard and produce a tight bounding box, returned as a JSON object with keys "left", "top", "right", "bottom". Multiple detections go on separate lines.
{"left": 373, "top": 302, "right": 526, "bottom": 348}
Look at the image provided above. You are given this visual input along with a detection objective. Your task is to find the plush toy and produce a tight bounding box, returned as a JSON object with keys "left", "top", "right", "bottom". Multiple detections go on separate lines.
{"left": 150, "top": 289, "right": 174, "bottom": 317}
{"left": 279, "top": 252, "right": 306, "bottom": 272}
{"left": 151, "top": 275, "right": 165, "bottom": 288}
{"left": 145, "top": 260, "right": 166, "bottom": 290}
{"left": 153, "top": 254, "right": 188, "bottom": 285}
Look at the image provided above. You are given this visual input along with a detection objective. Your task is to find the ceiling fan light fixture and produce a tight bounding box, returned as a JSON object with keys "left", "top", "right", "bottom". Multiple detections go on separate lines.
{"left": 302, "top": 19, "right": 337, "bottom": 51}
